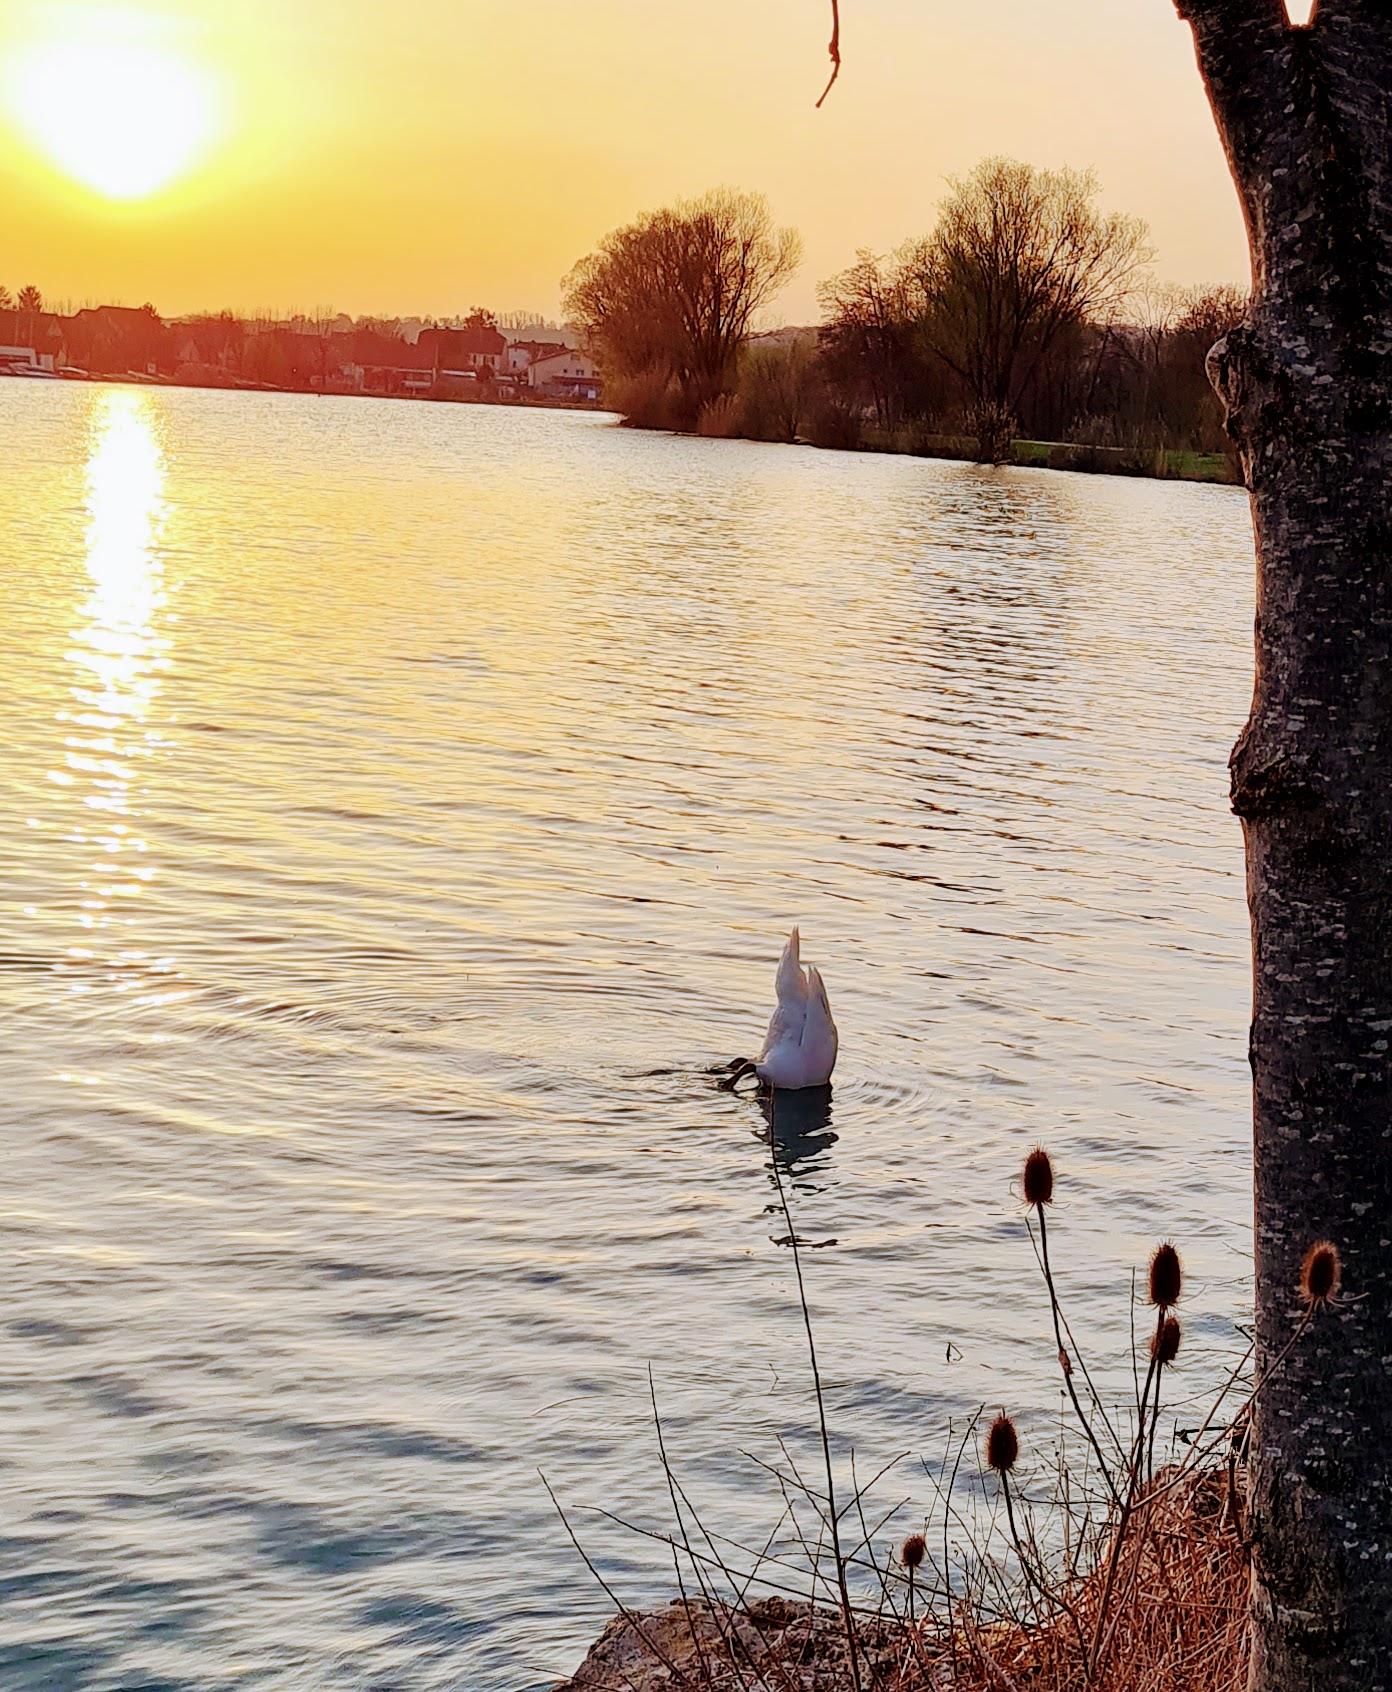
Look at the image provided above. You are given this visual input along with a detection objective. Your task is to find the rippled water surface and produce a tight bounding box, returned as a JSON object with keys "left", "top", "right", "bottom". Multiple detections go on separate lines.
{"left": 1, "top": 384, "right": 1256, "bottom": 1689}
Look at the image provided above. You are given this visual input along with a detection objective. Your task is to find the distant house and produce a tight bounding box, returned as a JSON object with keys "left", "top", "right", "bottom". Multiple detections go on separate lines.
{"left": 419, "top": 322, "right": 507, "bottom": 377}
{"left": 0, "top": 346, "right": 56, "bottom": 376}
{"left": 505, "top": 338, "right": 567, "bottom": 375}
{"left": 343, "top": 331, "right": 436, "bottom": 394}
{"left": 0, "top": 308, "right": 64, "bottom": 371}
{"left": 526, "top": 346, "right": 600, "bottom": 401}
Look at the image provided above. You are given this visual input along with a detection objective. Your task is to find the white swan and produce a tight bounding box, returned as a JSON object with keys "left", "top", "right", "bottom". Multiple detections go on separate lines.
{"left": 722, "top": 928, "right": 838, "bottom": 1091}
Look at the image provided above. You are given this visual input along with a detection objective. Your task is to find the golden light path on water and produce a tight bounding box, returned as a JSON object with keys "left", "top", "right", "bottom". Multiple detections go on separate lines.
{"left": 57, "top": 388, "right": 169, "bottom": 988}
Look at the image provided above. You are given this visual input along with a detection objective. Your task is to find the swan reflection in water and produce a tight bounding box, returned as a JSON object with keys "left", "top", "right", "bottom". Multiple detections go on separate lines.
{"left": 758, "top": 1083, "right": 837, "bottom": 1186}
{"left": 753, "top": 1084, "right": 838, "bottom": 1249}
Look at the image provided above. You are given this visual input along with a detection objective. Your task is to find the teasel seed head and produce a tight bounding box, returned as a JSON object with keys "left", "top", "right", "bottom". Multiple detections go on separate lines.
{"left": 1301, "top": 1240, "right": 1341, "bottom": 1310}
{"left": 985, "top": 1413, "right": 1019, "bottom": 1475}
{"left": 1151, "top": 1315, "right": 1181, "bottom": 1366}
{"left": 1148, "top": 1243, "right": 1183, "bottom": 1310}
{"left": 1022, "top": 1148, "right": 1054, "bottom": 1207}
{"left": 900, "top": 1533, "right": 926, "bottom": 1572}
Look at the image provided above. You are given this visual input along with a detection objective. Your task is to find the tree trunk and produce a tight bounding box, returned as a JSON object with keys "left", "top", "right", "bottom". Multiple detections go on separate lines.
{"left": 1177, "top": 3, "right": 1392, "bottom": 1686}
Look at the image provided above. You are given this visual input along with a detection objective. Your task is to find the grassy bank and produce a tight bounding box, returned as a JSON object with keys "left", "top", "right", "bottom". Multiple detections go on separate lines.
{"left": 854, "top": 426, "right": 1241, "bottom": 486}
{"left": 667, "top": 391, "right": 1242, "bottom": 486}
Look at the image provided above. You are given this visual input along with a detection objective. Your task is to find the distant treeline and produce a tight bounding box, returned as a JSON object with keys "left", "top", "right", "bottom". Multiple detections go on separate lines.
{"left": 563, "top": 160, "right": 1245, "bottom": 472}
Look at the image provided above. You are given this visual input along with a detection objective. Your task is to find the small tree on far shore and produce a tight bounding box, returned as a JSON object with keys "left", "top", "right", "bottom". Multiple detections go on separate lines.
{"left": 817, "top": 249, "right": 934, "bottom": 430}
{"left": 563, "top": 188, "right": 801, "bottom": 429}
{"left": 913, "top": 158, "right": 1151, "bottom": 462}
{"left": 15, "top": 284, "right": 44, "bottom": 350}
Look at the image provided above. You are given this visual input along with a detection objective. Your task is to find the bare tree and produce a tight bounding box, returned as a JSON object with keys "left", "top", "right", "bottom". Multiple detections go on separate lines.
{"left": 0, "top": 285, "right": 12, "bottom": 312}
{"left": 912, "top": 158, "right": 1151, "bottom": 461}
{"left": 817, "top": 247, "right": 930, "bottom": 429}
{"left": 1115, "top": 281, "right": 1247, "bottom": 451}
{"left": 564, "top": 188, "right": 801, "bottom": 427}
{"left": 813, "top": 229, "right": 1232, "bottom": 451}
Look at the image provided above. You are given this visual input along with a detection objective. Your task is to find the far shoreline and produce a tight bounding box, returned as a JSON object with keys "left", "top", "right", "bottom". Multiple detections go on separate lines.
{"left": 3, "top": 370, "right": 1243, "bottom": 489}
{"left": 0, "top": 366, "right": 606, "bottom": 416}
{"left": 637, "top": 413, "right": 1245, "bottom": 489}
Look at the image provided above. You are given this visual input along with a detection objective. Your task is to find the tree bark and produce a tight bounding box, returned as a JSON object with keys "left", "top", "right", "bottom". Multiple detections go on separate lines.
{"left": 1176, "top": 3, "right": 1392, "bottom": 1686}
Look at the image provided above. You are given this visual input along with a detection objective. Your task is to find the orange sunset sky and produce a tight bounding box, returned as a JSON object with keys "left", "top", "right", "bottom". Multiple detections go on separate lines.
{"left": 0, "top": 1, "right": 1253, "bottom": 322}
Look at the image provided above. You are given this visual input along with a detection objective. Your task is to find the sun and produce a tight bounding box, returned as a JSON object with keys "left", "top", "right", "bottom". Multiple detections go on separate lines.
{"left": 5, "top": 33, "right": 224, "bottom": 202}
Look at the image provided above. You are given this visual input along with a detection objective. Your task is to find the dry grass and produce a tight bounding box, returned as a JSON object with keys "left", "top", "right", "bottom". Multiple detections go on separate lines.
{"left": 550, "top": 1138, "right": 1278, "bottom": 1692}
{"left": 949, "top": 1466, "right": 1248, "bottom": 1692}
{"left": 557, "top": 1466, "right": 1248, "bottom": 1691}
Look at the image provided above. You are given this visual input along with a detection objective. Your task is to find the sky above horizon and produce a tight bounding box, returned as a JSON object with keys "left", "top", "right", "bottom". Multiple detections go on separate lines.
{"left": 0, "top": 1, "right": 1253, "bottom": 323}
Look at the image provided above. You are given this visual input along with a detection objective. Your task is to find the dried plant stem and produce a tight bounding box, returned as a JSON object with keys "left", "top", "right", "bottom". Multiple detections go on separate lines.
{"left": 996, "top": 1464, "right": 1094, "bottom": 1684}
{"left": 998, "top": 1472, "right": 1039, "bottom": 1611}
{"left": 1157, "top": 1306, "right": 1316, "bottom": 1505}
{"left": 1147, "top": 1356, "right": 1166, "bottom": 1484}
{"left": 1035, "top": 1208, "right": 1123, "bottom": 1507}
{"left": 647, "top": 1369, "right": 727, "bottom": 1690}
{"left": 1086, "top": 1310, "right": 1168, "bottom": 1678}
{"left": 941, "top": 1412, "right": 980, "bottom": 1688}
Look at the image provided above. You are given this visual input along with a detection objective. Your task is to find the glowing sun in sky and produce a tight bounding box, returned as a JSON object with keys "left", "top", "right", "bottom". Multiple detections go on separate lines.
{"left": 5, "top": 31, "right": 224, "bottom": 202}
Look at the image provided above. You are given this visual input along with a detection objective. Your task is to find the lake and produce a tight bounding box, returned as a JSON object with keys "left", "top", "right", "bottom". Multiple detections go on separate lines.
{"left": 0, "top": 383, "right": 1255, "bottom": 1690}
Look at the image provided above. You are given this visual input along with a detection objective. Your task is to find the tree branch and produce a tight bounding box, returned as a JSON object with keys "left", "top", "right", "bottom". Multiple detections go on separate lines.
{"left": 1178, "top": 6, "right": 1288, "bottom": 125}
{"left": 1173, "top": 0, "right": 1293, "bottom": 198}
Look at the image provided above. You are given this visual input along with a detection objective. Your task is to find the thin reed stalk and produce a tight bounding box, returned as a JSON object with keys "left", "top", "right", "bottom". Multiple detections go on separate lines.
{"left": 765, "top": 1131, "right": 864, "bottom": 1692}
{"left": 1032, "top": 1207, "right": 1124, "bottom": 1503}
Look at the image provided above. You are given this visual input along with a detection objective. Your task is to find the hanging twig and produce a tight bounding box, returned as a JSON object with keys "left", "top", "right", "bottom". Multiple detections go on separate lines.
{"left": 816, "top": 0, "right": 841, "bottom": 107}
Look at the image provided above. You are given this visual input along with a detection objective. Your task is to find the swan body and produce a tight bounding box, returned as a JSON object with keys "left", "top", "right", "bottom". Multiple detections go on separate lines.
{"left": 747, "top": 928, "right": 838, "bottom": 1090}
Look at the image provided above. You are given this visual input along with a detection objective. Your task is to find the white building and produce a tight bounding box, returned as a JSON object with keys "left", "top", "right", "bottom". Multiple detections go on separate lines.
{"left": 0, "top": 345, "right": 56, "bottom": 375}
{"left": 526, "top": 347, "right": 600, "bottom": 400}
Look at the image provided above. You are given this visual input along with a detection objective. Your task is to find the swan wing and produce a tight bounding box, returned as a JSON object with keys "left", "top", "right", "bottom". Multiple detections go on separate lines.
{"left": 801, "top": 964, "right": 838, "bottom": 1080}
{"left": 805, "top": 964, "right": 833, "bottom": 1034}
{"left": 761, "top": 998, "right": 804, "bottom": 1059}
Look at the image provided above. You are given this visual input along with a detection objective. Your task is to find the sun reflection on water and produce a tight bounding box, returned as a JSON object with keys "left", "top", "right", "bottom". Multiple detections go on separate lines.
{"left": 56, "top": 389, "right": 171, "bottom": 970}
{"left": 78, "top": 389, "right": 168, "bottom": 710}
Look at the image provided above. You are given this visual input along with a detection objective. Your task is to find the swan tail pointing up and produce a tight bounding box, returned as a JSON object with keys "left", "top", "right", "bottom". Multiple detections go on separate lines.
{"left": 755, "top": 938, "right": 838, "bottom": 1089}
{"left": 774, "top": 927, "right": 808, "bottom": 1006}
